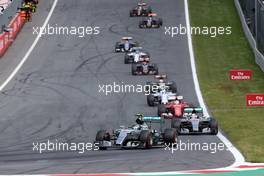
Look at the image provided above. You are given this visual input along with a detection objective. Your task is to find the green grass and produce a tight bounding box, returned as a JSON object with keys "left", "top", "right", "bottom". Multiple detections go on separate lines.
{"left": 189, "top": 0, "right": 264, "bottom": 162}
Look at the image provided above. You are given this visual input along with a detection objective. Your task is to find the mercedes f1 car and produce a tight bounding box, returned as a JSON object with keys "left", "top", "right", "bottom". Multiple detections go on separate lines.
{"left": 124, "top": 47, "right": 150, "bottom": 64}
{"left": 130, "top": 3, "right": 152, "bottom": 17}
{"left": 95, "top": 114, "right": 178, "bottom": 150}
{"left": 146, "top": 75, "right": 177, "bottom": 93}
{"left": 171, "top": 107, "right": 218, "bottom": 135}
{"left": 131, "top": 62, "right": 158, "bottom": 75}
{"left": 147, "top": 86, "right": 177, "bottom": 106}
{"left": 115, "top": 37, "right": 139, "bottom": 53}
{"left": 139, "top": 13, "right": 163, "bottom": 28}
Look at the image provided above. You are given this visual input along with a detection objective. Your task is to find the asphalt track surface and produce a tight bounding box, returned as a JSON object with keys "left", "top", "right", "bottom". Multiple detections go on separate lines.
{"left": 0, "top": 0, "right": 234, "bottom": 174}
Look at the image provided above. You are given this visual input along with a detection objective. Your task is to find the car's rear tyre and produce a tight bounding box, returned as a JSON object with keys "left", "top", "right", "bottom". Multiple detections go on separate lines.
{"left": 158, "top": 104, "right": 167, "bottom": 116}
{"left": 124, "top": 56, "right": 130, "bottom": 64}
{"left": 148, "top": 7, "right": 152, "bottom": 13}
{"left": 159, "top": 18, "right": 163, "bottom": 26}
{"left": 129, "top": 11, "right": 133, "bottom": 17}
{"left": 147, "top": 94, "right": 155, "bottom": 106}
{"left": 164, "top": 128, "right": 177, "bottom": 145}
{"left": 132, "top": 64, "right": 137, "bottom": 75}
{"left": 95, "top": 130, "right": 109, "bottom": 150}
{"left": 153, "top": 64, "right": 159, "bottom": 75}
{"left": 139, "top": 130, "right": 152, "bottom": 149}
{"left": 171, "top": 118, "right": 181, "bottom": 134}
{"left": 210, "top": 118, "right": 218, "bottom": 135}
{"left": 139, "top": 21, "right": 144, "bottom": 28}
{"left": 170, "top": 81, "right": 177, "bottom": 93}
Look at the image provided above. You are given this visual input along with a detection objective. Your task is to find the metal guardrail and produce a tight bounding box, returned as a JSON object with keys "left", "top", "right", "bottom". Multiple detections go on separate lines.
{"left": 0, "top": 0, "right": 23, "bottom": 33}
{"left": 235, "top": 0, "right": 264, "bottom": 72}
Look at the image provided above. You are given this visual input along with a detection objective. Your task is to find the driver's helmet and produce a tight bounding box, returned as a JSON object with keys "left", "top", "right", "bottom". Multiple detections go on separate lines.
{"left": 159, "top": 79, "right": 164, "bottom": 83}
{"left": 191, "top": 113, "right": 197, "bottom": 119}
{"left": 135, "top": 50, "right": 140, "bottom": 54}
{"left": 174, "top": 100, "right": 180, "bottom": 104}
{"left": 135, "top": 113, "right": 144, "bottom": 125}
{"left": 142, "top": 61, "right": 147, "bottom": 65}
{"left": 191, "top": 110, "right": 197, "bottom": 119}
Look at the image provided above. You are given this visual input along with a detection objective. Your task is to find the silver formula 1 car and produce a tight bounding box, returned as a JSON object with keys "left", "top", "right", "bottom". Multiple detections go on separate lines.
{"left": 130, "top": 2, "right": 152, "bottom": 17}
{"left": 115, "top": 37, "right": 139, "bottom": 53}
{"left": 171, "top": 107, "right": 219, "bottom": 135}
{"left": 147, "top": 86, "right": 178, "bottom": 106}
{"left": 146, "top": 75, "right": 177, "bottom": 93}
{"left": 124, "top": 47, "right": 150, "bottom": 64}
{"left": 95, "top": 114, "right": 178, "bottom": 150}
{"left": 139, "top": 13, "right": 163, "bottom": 28}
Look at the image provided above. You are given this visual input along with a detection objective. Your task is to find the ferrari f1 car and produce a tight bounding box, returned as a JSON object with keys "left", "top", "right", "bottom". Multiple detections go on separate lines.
{"left": 171, "top": 107, "right": 218, "bottom": 135}
{"left": 157, "top": 96, "right": 191, "bottom": 117}
{"left": 130, "top": 2, "right": 152, "bottom": 17}
{"left": 95, "top": 114, "right": 178, "bottom": 150}
{"left": 115, "top": 37, "right": 139, "bottom": 53}
{"left": 147, "top": 86, "right": 177, "bottom": 106}
{"left": 124, "top": 47, "right": 150, "bottom": 64}
{"left": 146, "top": 75, "right": 177, "bottom": 93}
{"left": 139, "top": 13, "right": 163, "bottom": 28}
{"left": 131, "top": 62, "right": 158, "bottom": 75}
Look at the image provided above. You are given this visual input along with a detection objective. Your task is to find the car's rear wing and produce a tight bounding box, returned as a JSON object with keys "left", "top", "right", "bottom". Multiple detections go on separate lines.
{"left": 132, "top": 47, "right": 142, "bottom": 51}
{"left": 155, "top": 74, "right": 167, "bottom": 80}
{"left": 143, "top": 116, "right": 163, "bottom": 123}
{"left": 184, "top": 107, "right": 203, "bottom": 113}
{"left": 168, "top": 95, "right": 183, "bottom": 100}
{"left": 122, "top": 37, "right": 133, "bottom": 40}
{"left": 148, "top": 13, "right": 157, "bottom": 17}
{"left": 138, "top": 2, "right": 147, "bottom": 6}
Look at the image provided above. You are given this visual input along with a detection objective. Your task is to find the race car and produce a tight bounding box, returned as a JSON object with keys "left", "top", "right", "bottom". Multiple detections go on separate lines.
{"left": 124, "top": 47, "right": 150, "bottom": 64}
{"left": 95, "top": 114, "right": 178, "bottom": 150}
{"left": 146, "top": 75, "right": 177, "bottom": 93}
{"left": 157, "top": 96, "right": 191, "bottom": 117}
{"left": 147, "top": 86, "right": 177, "bottom": 106}
{"left": 115, "top": 37, "right": 139, "bottom": 53}
{"left": 130, "top": 2, "right": 152, "bottom": 17}
{"left": 139, "top": 13, "right": 163, "bottom": 28}
{"left": 131, "top": 61, "right": 158, "bottom": 75}
{"left": 171, "top": 107, "right": 218, "bottom": 135}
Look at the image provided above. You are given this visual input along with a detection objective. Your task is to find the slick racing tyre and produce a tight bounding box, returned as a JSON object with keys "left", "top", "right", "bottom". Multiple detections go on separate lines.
{"left": 170, "top": 81, "right": 177, "bottom": 93}
{"left": 95, "top": 130, "right": 110, "bottom": 150}
{"left": 163, "top": 128, "right": 177, "bottom": 146}
{"left": 210, "top": 118, "right": 218, "bottom": 135}
{"left": 131, "top": 63, "right": 137, "bottom": 75}
{"left": 147, "top": 94, "right": 155, "bottom": 106}
{"left": 171, "top": 118, "right": 181, "bottom": 134}
{"left": 124, "top": 55, "right": 130, "bottom": 64}
{"left": 139, "top": 21, "right": 144, "bottom": 28}
{"left": 157, "top": 104, "right": 167, "bottom": 116}
{"left": 158, "top": 18, "right": 163, "bottom": 26}
{"left": 153, "top": 64, "right": 159, "bottom": 75}
{"left": 139, "top": 130, "right": 153, "bottom": 149}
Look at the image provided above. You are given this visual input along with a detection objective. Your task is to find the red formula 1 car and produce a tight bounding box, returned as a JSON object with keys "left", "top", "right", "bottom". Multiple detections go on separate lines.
{"left": 157, "top": 96, "right": 191, "bottom": 118}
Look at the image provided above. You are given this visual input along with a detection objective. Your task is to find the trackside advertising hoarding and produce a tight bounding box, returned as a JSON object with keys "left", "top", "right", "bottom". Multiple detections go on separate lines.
{"left": 246, "top": 94, "right": 264, "bottom": 107}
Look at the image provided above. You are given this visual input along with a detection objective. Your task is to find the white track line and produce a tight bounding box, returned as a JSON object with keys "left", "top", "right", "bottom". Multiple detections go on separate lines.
{"left": 0, "top": 0, "right": 58, "bottom": 91}
{"left": 184, "top": 0, "right": 245, "bottom": 167}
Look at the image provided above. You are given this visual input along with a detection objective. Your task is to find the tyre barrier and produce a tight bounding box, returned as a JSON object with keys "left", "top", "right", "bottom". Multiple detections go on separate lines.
{"left": 0, "top": 11, "right": 25, "bottom": 57}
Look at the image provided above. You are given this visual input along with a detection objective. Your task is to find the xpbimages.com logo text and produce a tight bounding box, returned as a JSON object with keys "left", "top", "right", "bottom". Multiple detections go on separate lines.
{"left": 33, "top": 24, "right": 100, "bottom": 38}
